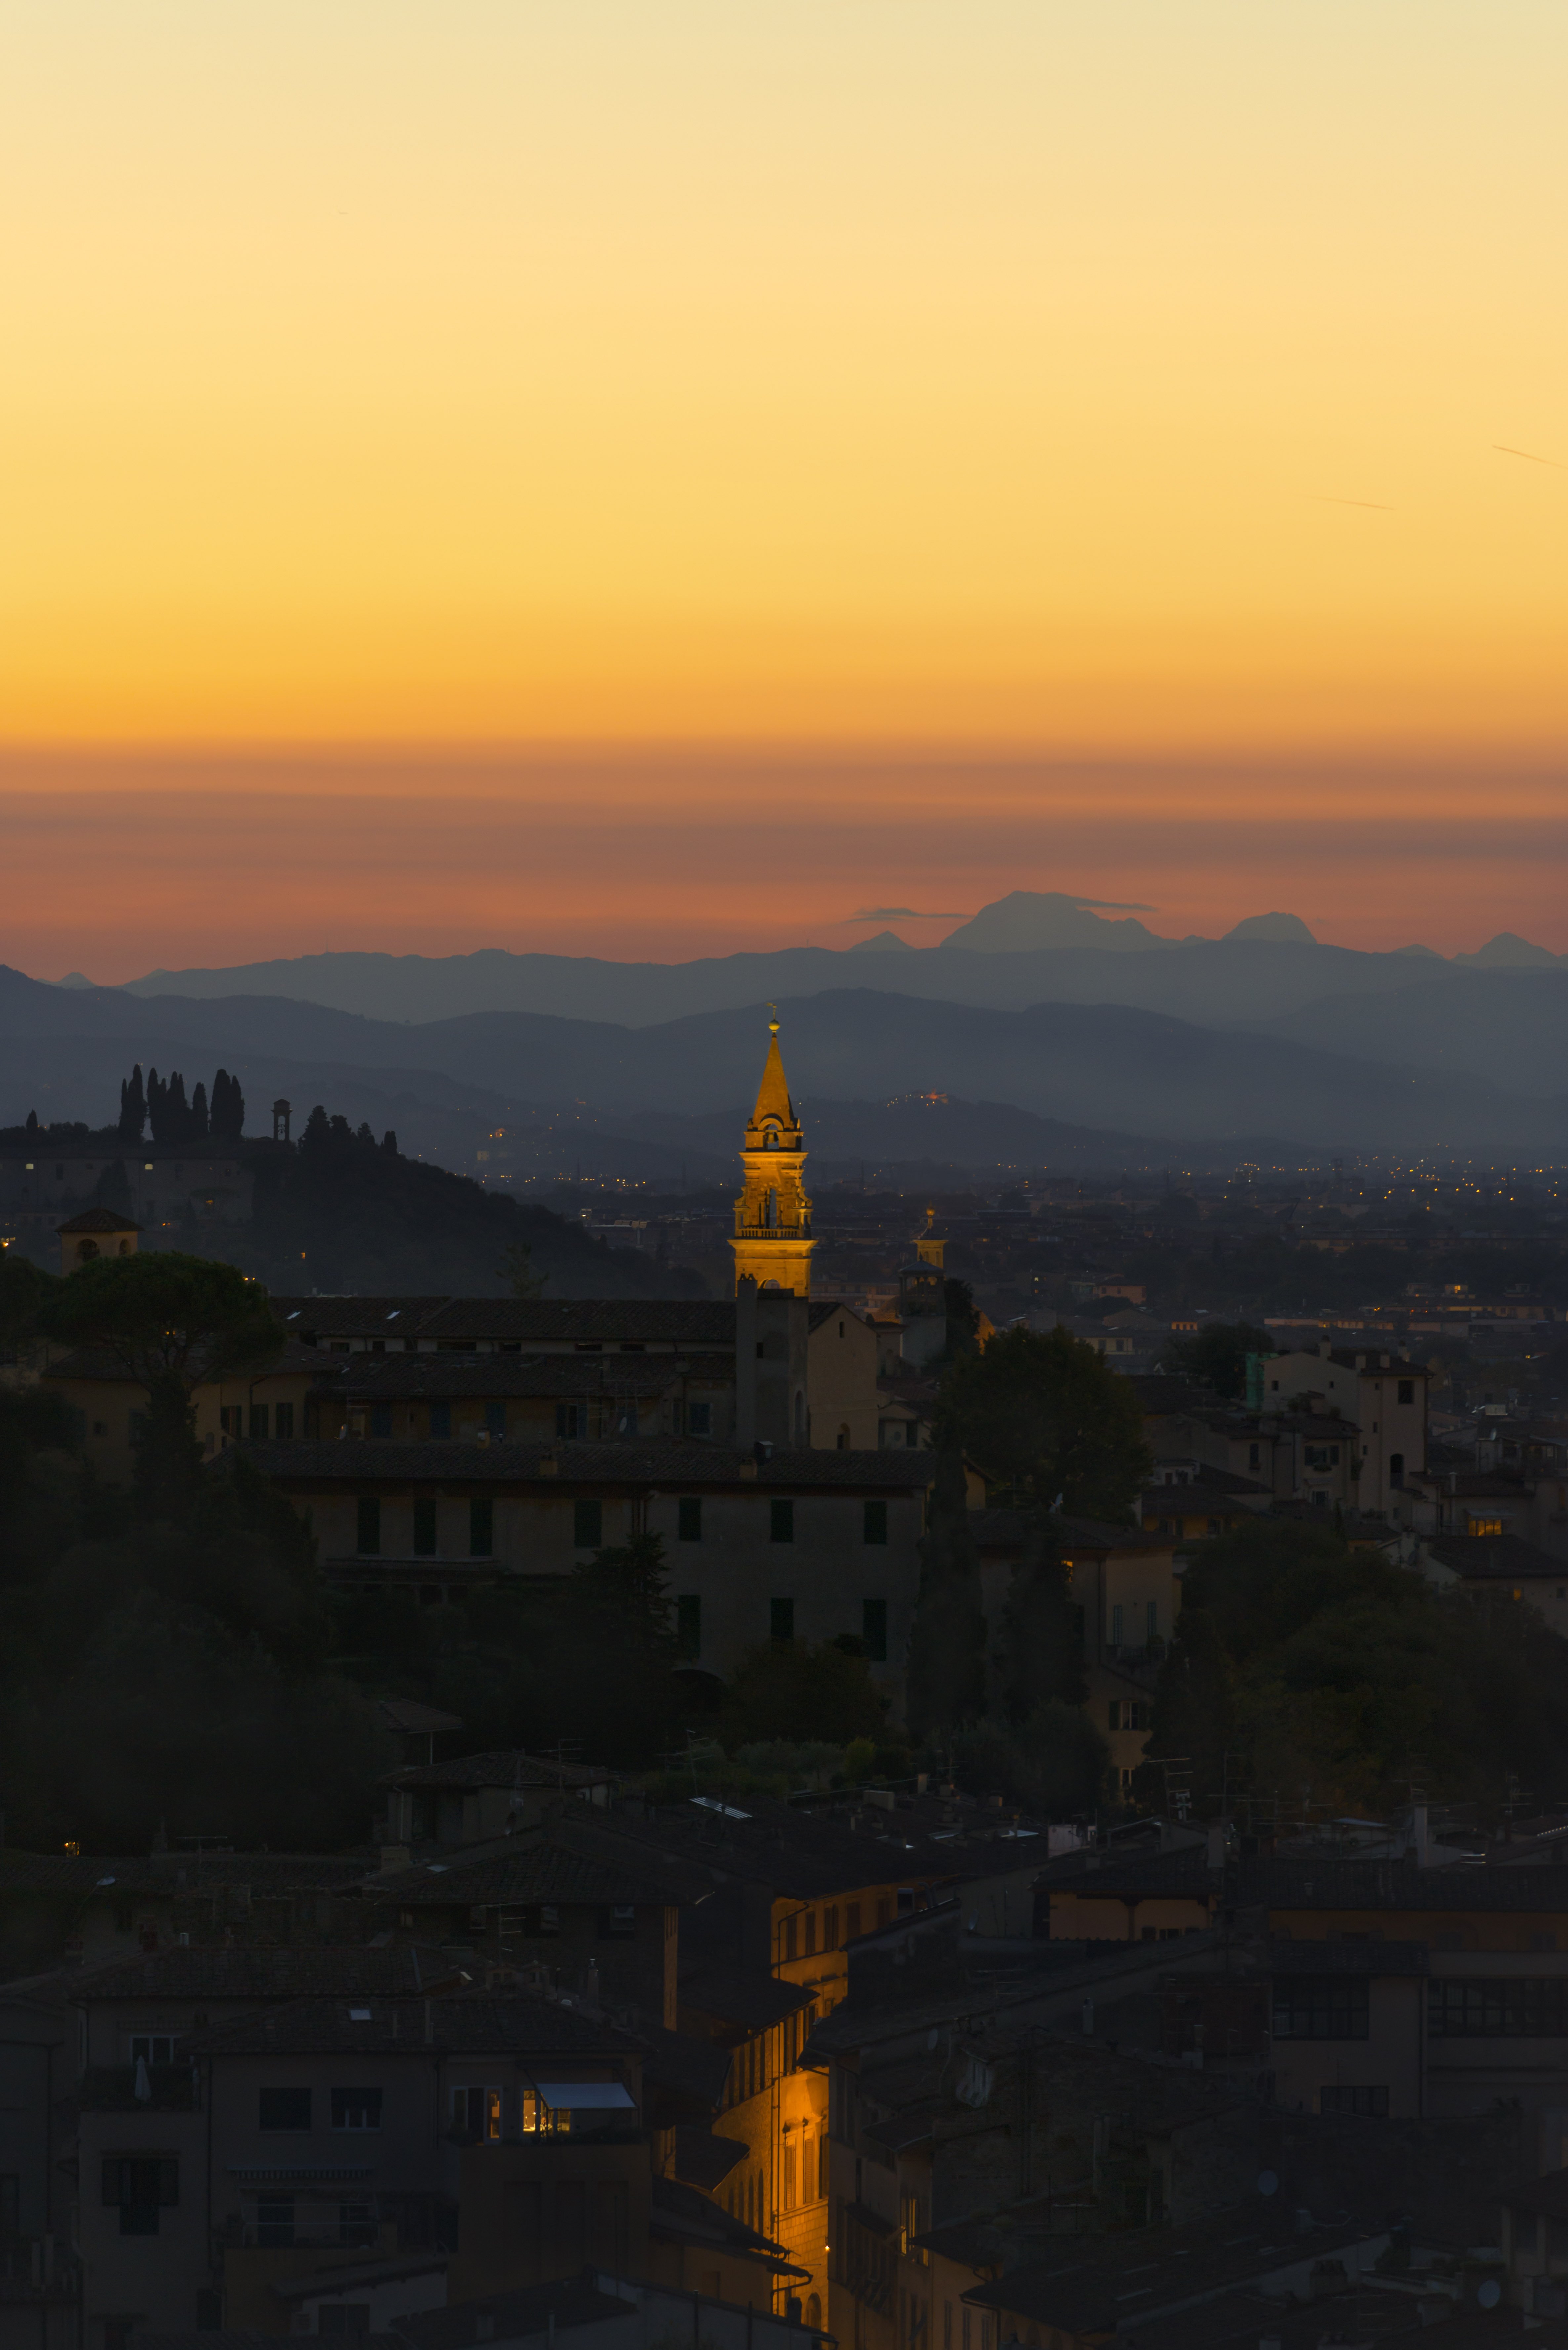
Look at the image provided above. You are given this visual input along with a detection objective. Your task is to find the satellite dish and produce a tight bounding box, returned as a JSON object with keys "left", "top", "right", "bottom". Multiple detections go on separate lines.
{"left": 1257, "top": 2171, "right": 1279, "bottom": 2197}
{"left": 1477, "top": 2282, "right": 1502, "bottom": 2311}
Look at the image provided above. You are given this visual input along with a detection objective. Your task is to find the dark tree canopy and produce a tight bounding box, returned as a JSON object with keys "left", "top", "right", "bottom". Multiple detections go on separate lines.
{"left": 934, "top": 1323, "right": 1151, "bottom": 1518}
{"left": 905, "top": 1450, "right": 987, "bottom": 1740}
{"left": 0, "top": 1390, "right": 385, "bottom": 1873}
{"left": 715, "top": 1639, "right": 887, "bottom": 1749}
{"left": 998, "top": 1510, "right": 1086, "bottom": 1720}
{"left": 42, "top": 1251, "right": 283, "bottom": 1395}
{"left": 1138, "top": 1518, "right": 1568, "bottom": 1819}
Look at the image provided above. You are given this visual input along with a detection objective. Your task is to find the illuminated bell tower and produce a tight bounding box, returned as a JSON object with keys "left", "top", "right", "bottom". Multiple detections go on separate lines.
{"left": 731, "top": 1017, "right": 814, "bottom": 1296}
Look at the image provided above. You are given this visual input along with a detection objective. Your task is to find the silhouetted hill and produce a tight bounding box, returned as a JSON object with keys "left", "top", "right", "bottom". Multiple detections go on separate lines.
{"left": 1258, "top": 968, "right": 1568, "bottom": 1090}
{"left": 229, "top": 1117, "right": 704, "bottom": 1297}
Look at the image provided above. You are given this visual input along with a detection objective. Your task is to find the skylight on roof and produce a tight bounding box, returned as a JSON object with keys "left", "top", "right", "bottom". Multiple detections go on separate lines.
{"left": 348, "top": 2007, "right": 372, "bottom": 2021}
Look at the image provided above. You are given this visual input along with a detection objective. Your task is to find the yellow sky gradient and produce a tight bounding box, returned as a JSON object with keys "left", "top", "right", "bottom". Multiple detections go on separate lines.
{"left": 2, "top": 0, "right": 1564, "bottom": 749}
{"left": 0, "top": 4, "right": 1565, "bottom": 973}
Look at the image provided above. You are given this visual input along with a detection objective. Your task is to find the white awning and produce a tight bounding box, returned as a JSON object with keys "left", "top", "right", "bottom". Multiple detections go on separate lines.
{"left": 533, "top": 2080, "right": 636, "bottom": 2110}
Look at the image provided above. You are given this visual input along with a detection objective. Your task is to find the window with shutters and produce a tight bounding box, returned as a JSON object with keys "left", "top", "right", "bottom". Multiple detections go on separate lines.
{"left": 1272, "top": 1977, "right": 1369, "bottom": 2040}
{"left": 449, "top": 2085, "right": 503, "bottom": 2141}
{"left": 1428, "top": 1979, "right": 1568, "bottom": 2036}
{"left": 770, "top": 1499, "right": 794, "bottom": 1542}
{"left": 574, "top": 1498, "right": 602, "bottom": 1549}
{"left": 355, "top": 1497, "right": 381, "bottom": 1556}
{"left": 469, "top": 1497, "right": 493, "bottom": 1557}
{"left": 1320, "top": 2085, "right": 1388, "bottom": 2116}
{"left": 331, "top": 2087, "right": 383, "bottom": 2131}
{"left": 678, "top": 1497, "right": 703, "bottom": 1541}
{"left": 259, "top": 2087, "right": 311, "bottom": 2131}
{"left": 102, "top": 2156, "right": 178, "bottom": 2236}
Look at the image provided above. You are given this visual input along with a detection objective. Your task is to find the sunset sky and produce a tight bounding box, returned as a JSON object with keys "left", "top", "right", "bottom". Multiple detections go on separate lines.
{"left": 2, "top": 2, "right": 1564, "bottom": 978}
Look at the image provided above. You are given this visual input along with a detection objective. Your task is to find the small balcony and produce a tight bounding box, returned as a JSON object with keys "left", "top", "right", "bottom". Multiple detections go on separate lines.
{"left": 82, "top": 2061, "right": 199, "bottom": 2111}
{"left": 1101, "top": 1640, "right": 1166, "bottom": 1675}
{"left": 227, "top": 2219, "right": 382, "bottom": 2251}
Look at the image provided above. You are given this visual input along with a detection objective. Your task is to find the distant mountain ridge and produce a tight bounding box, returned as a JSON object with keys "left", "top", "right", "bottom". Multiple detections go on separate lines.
{"left": 107, "top": 894, "right": 1564, "bottom": 1031}
{"left": 3, "top": 965, "right": 1567, "bottom": 1150}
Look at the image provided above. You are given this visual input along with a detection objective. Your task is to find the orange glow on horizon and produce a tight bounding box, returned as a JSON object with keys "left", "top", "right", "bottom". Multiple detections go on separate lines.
{"left": 1, "top": 3, "right": 1564, "bottom": 972}
{"left": 2, "top": 744, "right": 1565, "bottom": 980}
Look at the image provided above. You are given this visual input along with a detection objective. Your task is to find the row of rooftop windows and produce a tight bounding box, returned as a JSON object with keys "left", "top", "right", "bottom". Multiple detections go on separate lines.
{"left": 350, "top": 1495, "right": 891, "bottom": 1557}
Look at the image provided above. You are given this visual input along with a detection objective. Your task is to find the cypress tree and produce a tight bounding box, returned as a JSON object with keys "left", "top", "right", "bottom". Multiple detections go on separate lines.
{"left": 190, "top": 1081, "right": 209, "bottom": 1139}
{"left": 1138, "top": 1603, "right": 1237, "bottom": 1816}
{"left": 145, "top": 1070, "right": 164, "bottom": 1143}
{"left": 210, "top": 1069, "right": 240, "bottom": 1139}
{"left": 25, "top": 1110, "right": 38, "bottom": 1136}
{"left": 905, "top": 1449, "right": 988, "bottom": 1743}
{"left": 165, "top": 1073, "right": 189, "bottom": 1140}
{"left": 118, "top": 1064, "right": 146, "bottom": 1141}
{"left": 381, "top": 1130, "right": 398, "bottom": 1155}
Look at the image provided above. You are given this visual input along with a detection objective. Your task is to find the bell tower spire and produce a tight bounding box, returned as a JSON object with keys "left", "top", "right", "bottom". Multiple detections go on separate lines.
{"left": 730, "top": 1014, "right": 814, "bottom": 1296}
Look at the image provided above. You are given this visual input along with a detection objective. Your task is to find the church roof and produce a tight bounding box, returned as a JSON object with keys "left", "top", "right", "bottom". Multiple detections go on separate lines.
{"left": 746, "top": 1023, "right": 799, "bottom": 1138}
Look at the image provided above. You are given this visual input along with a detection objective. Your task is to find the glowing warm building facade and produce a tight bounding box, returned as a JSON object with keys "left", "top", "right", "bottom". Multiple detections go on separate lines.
{"left": 730, "top": 1019, "right": 814, "bottom": 1299}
